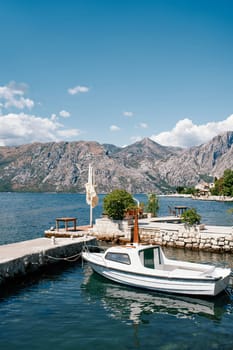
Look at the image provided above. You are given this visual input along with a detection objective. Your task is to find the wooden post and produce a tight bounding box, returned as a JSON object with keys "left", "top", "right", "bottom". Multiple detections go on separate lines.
{"left": 133, "top": 209, "right": 140, "bottom": 244}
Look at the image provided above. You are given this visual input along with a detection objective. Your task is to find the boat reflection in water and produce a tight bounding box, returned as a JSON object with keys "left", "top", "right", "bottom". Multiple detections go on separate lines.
{"left": 82, "top": 266, "right": 230, "bottom": 325}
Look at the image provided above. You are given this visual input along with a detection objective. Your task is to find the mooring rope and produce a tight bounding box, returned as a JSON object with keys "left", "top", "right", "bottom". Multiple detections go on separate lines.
{"left": 45, "top": 252, "right": 82, "bottom": 262}
{"left": 45, "top": 243, "right": 106, "bottom": 263}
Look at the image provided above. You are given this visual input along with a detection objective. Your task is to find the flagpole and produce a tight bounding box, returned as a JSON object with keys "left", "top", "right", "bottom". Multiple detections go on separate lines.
{"left": 90, "top": 199, "right": 93, "bottom": 227}
{"left": 89, "top": 165, "right": 93, "bottom": 227}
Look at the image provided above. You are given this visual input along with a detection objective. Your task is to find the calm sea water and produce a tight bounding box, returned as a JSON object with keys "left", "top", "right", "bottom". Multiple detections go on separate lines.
{"left": 0, "top": 193, "right": 233, "bottom": 350}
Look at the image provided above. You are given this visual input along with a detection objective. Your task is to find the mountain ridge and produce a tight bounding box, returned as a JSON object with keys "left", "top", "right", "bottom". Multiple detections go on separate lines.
{"left": 0, "top": 131, "right": 232, "bottom": 193}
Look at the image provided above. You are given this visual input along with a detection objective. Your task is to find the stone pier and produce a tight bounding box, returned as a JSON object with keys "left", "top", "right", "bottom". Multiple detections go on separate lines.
{"left": 0, "top": 236, "right": 96, "bottom": 286}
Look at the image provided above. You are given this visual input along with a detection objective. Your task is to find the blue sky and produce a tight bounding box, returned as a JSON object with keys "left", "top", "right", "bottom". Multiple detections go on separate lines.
{"left": 0, "top": 0, "right": 233, "bottom": 148}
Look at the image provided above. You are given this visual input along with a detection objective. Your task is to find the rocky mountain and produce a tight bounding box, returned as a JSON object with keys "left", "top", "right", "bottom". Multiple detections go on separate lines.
{"left": 157, "top": 131, "right": 233, "bottom": 188}
{"left": 0, "top": 132, "right": 232, "bottom": 193}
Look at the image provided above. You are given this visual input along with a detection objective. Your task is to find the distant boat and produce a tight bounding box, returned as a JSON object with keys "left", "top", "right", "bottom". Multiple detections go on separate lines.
{"left": 82, "top": 209, "right": 231, "bottom": 297}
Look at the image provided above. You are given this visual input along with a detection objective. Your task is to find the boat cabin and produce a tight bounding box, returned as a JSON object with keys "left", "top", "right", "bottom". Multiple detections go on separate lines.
{"left": 139, "top": 246, "right": 162, "bottom": 268}
{"left": 105, "top": 246, "right": 163, "bottom": 269}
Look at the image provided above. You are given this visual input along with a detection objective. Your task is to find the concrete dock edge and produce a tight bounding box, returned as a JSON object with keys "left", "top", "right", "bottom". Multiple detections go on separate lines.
{"left": 0, "top": 236, "right": 96, "bottom": 286}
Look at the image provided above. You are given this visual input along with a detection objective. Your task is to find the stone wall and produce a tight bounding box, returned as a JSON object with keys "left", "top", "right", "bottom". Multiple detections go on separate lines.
{"left": 91, "top": 218, "right": 233, "bottom": 253}
{"left": 139, "top": 225, "right": 233, "bottom": 253}
{"left": 91, "top": 217, "right": 132, "bottom": 241}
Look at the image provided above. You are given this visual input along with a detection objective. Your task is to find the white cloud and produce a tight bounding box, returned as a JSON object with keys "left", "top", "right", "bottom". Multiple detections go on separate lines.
{"left": 0, "top": 82, "right": 34, "bottom": 110}
{"left": 0, "top": 113, "right": 81, "bottom": 146}
{"left": 123, "top": 111, "right": 133, "bottom": 117}
{"left": 5, "top": 97, "right": 34, "bottom": 110}
{"left": 110, "top": 125, "right": 120, "bottom": 131}
{"left": 150, "top": 115, "right": 233, "bottom": 148}
{"left": 130, "top": 136, "right": 143, "bottom": 143}
{"left": 57, "top": 129, "right": 81, "bottom": 137}
{"left": 51, "top": 113, "right": 57, "bottom": 121}
{"left": 68, "top": 85, "right": 89, "bottom": 95}
{"left": 59, "top": 110, "right": 70, "bottom": 118}
{"left": 138, "top": 122, "right": 148, "bottom": 129}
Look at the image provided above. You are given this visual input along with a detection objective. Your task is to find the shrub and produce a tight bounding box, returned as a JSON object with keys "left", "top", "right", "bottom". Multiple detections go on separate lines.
{"left": 146, "top": 193, "right": 159, "bottom": 216}
{"left": 181, "top": 208, "right": 201, "bottom": 226}
{"left": 103, "top": 189, "right": 135, "bottom": 220}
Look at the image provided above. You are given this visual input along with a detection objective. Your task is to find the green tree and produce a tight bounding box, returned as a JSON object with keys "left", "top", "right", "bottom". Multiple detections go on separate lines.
{"left": 211, "top": 169, "right": 233, "bottom": 196}
{"left": 211, "top": 177, "right": 224, "bottom": 195}
{"left": 176, "top": 186, "right": 185, "bottom": 194}
{"left": 146, "top": 193, "right": 159, "bottom": 216}
{"left": 103, "top": 189, "right": 135, "bottom": 220}
{"left": 181, "top": 208, "right": 201, "bottom": 226}
{"left": 222, "top": 169, "right": 233, "bottom": 196}
{"left": 176, "top": 186, "right": 197, "bottom": 195}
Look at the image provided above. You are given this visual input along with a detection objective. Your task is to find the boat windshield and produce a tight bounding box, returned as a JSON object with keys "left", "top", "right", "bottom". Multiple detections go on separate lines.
{"left": 105, "top": 252, "right": 131, "bottom": 265}
{"left": 139, "top": 247, "right": 161, "bottom": 269}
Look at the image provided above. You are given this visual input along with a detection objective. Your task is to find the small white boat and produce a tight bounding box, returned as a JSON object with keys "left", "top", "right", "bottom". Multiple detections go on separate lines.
{"left": 82, "top": 211, "right": 231, "bottom": 296}
{"left": 83, "top": 269, "right": 229, "bottom": 321}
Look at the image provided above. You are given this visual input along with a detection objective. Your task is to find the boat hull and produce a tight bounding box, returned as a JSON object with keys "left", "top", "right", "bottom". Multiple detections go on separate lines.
{"left": 86, "top": 260, "right": 230, "bottom": 297}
